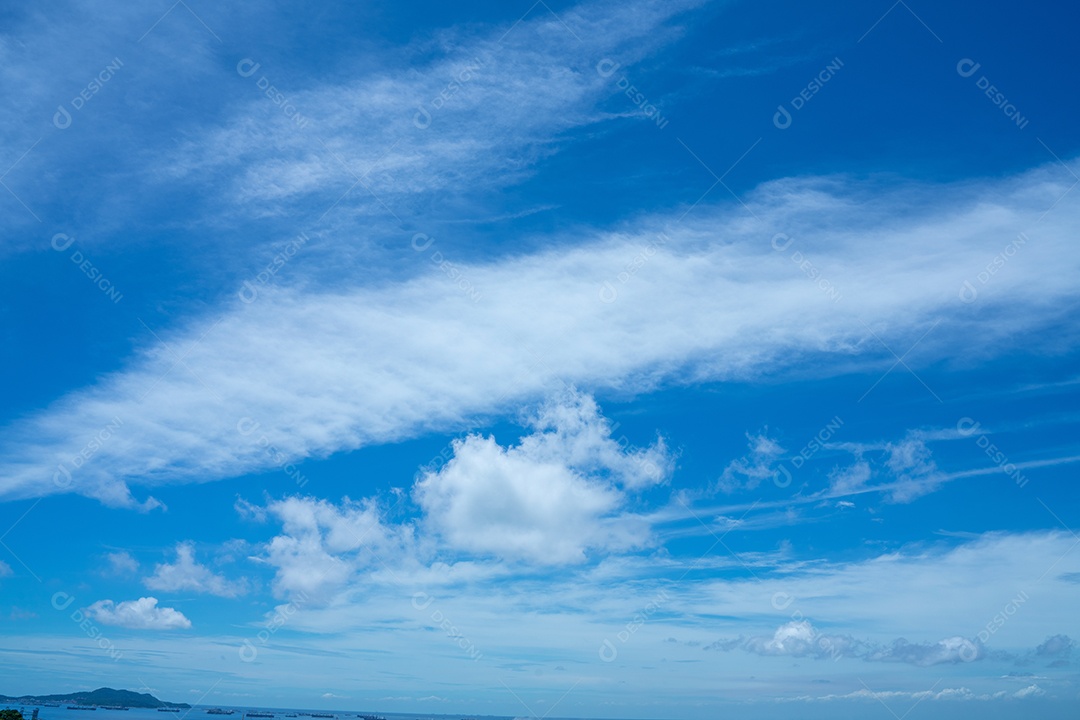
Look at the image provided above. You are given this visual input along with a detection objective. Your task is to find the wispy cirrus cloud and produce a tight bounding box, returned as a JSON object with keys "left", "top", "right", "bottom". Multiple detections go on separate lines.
{"left": 0, "top": 158, "right": 1077, "bottom": 508}
{"left": 1, "top": 0, "right": 705, "bottom": 262}
{"left": 782, "top": 685, "right": 1045, "bottom": 703}
{"left": 165, "top": 0, "right": 704, "bottom": 218}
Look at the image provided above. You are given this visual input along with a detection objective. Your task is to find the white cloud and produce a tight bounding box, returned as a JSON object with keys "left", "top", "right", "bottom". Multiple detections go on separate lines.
{"left": 685, "top": 531, "right": 1079, "bottom": 656}
{"left": 0, "top": 0, "right": 703, "bottom": 258}
{"left": 515, "top": 390, "right": 673, "bottom": 491}
{"left": 262, "top": 495, "right": 412, "bottom": 599}
{"left": 712, "top": 424, "right": 970, "bottom": 504}
{"left": 414, "top": 390, "right": 665, "bottom": 564}
{"left": 867, "top": 636, "right": 981, "bottom": 666}
{"left": 5, "top": 530, "right": 1067, "bottom": 706}
{"left": 1012, "top": 684, "right": 1045, "bottom": 698}
{"left": 0, "top": 559, "right": 12, "bottom": 577}
{"left": 710, "top": 620, "right": 981, "bottom": 666}
{"left": 161, "top": 0, "right": 702, "bottom": 222}
{"left": 252, "top": 391, "right": 667, "bottom": 599}
{"left": 144, "top": 542, "right": 247, "bottom": 598}
{"left": 711, "top": 619, "right": 862, "bottom": 659}
{"left": 0, "top": 151, "right": 1077, "bottom": 507}
{"left": 84, "top": 597, "right": 192, "bottom": 630}
{"left": 717, "top": 431, "right": 784, "bottom": 492}
{"left": 105, "top": 550, "right": 139, "bottom": 575}
{"left": 882, "top": 433, "right": 942, "bottom": 502}
{"left": 811, "top": 428, "right": 951, "bottom": 503}
{"left": 787, "top": 686, "right": 1013, "bottom": 702}
{"left": 235, "top": 497, "right": 268, "bottom": 523}
{"left": 828, "top": 461, "right": 872, "bottom": 494}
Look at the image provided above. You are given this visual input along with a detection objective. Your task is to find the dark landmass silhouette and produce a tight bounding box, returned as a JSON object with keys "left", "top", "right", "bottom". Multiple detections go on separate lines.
{"left": 0, "top": 689, "right": 189, "bottom": 710}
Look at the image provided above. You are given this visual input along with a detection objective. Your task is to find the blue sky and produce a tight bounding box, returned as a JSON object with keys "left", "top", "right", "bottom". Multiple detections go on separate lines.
{"left": 1, "top": 0, "right": 1079, "bottom": 718}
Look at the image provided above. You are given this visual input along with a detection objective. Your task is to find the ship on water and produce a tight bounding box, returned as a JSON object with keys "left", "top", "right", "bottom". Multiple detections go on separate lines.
{"left": 206, "top": 711, "right": 235, "bottom": 715}
{"left": 66, "top": 707, "right": 96, "bottom": 711}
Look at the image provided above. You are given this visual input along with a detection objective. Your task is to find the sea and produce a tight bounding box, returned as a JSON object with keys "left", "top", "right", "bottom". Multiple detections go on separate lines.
{"left": 0, "top": 708, "right": 528, "bottom": 720}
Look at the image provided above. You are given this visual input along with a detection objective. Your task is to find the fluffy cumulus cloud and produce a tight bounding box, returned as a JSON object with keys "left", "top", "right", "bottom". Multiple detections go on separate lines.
{"left": 250, "top": 390, "right": 668, "bottom": 596}
{"left": 262, "top": 495, "right": 413, "bottom": 599}
{"left": 414, "top": 390, "right": 668, "bottom": 564}
{"left": 514, "top": 390, "right": 673, "bottom": 491}
{"left": 144, "top": 542, "right": 247, "bottom": 598}
{"left": 84, "top": 597, "right": 192, "bottom": 630}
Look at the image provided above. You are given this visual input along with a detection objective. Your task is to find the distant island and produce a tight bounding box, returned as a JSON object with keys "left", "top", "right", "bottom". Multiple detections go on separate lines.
{"left": 0, "top": 689, "right": 190, "bottom": 710}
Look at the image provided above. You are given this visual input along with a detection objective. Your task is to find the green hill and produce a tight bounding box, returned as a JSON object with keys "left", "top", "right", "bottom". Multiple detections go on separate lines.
{"left": 0, "top": 689, "right": 189, "bottom": 709}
